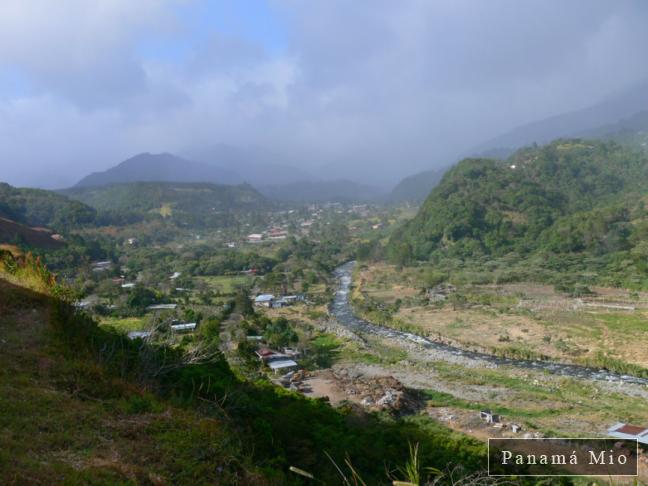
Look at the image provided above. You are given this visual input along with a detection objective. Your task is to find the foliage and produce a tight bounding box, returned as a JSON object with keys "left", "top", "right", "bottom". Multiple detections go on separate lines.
{"left": 389, "top": 139, "right": 648, "bottom": 288}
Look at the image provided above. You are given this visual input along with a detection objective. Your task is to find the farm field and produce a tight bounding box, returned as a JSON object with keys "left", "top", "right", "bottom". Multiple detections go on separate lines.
{"left": 353, "top": 263, "right": 648, "bottom": 371}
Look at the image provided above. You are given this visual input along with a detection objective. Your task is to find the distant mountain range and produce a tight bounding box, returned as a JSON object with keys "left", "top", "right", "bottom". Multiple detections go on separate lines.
{"left": 471, "top": 79, "right": 648, "bottom": 157}
{"left": 76, "top": 153, "right": 236, "bottom": 188}
{"left": 387, "top": 169, "right": 445, "bottom": 203}
{"left": 76, "top": 145, "right": 314, "bottom": 190}
{"left": 74, "top": 150, "right": 386, "bottom": 203}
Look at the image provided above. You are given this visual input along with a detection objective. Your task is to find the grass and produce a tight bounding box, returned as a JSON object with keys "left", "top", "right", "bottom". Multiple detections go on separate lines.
{"left": 0, "top": 279, "right": 263, "bottom": 484}
{"left": 196, "top": 275, "right": 250, "bottom": 294}
{"left": 99, "top": 316, "right": 146, "bottom": 332}
{"left": 424, "top": 359, "right": 648, "bottom": 438}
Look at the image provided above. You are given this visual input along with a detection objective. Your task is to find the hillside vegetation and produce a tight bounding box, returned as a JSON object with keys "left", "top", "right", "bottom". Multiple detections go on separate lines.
{"left": 389, "top": 140, "right": 648, "bottom": 288}
{"left": 0, "top": 182, "right": 96, "bottom": 230}
{"left": 0, "top": 250, "right": 487, "bottom": 485}
{"left": 63, "top": 181, "right": 265, "bottom": 213}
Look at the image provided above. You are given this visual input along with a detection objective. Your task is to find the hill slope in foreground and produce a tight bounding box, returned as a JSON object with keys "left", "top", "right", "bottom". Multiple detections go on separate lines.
{"left": 0, "top": 252, "right": 484, "bottom": 485}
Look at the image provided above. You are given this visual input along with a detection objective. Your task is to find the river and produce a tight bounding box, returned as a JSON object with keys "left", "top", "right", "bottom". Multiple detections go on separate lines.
{"left": 330, "top": 261, "right": 648, "bottom": 386}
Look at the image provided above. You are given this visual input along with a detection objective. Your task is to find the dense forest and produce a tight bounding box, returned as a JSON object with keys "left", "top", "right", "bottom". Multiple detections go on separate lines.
{"left": 0, "top": 182, "right": 97, "bottom": 230}
{"left": 389, "top": 140, "right": 648, "bottom": 288}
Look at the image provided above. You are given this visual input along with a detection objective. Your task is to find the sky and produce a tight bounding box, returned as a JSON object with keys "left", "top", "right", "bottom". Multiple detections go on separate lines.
{"left": 1, "top": 0, "right": 648, "bottom": 188}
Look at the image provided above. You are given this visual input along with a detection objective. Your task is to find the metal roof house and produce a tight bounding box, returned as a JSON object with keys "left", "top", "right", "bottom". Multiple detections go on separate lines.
{"left": 170, "top": 322, "right": 197, "bottom": 332}
{"left": 608, "top": 423, "right": 648, "bottom": 445}
{"left": 267, "top": 359, "right": 298, "bottom": 374}
{"left": 254, "top": 294, "right": 275, "bottom": 307}
{"left": 147, "top": 304, "right": 178, "bottom": 311}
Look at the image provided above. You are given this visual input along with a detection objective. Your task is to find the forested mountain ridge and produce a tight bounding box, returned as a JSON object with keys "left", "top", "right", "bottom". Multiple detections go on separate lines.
{"left": 389, "top": 140, "right": 648, "bottom": 264}
{"left": 0, "top": 182, "right": 96, "bottom": 230}
{"left": 63, "top": 181, "right": 266, "bottom": 213}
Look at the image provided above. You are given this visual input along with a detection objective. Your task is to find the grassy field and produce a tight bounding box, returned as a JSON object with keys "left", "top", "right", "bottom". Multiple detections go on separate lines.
{"left": 195, "top": 275, "right": 251, "bottom": 294}
{"left": 98, "top": 316, "right": 146, "bottom": 332}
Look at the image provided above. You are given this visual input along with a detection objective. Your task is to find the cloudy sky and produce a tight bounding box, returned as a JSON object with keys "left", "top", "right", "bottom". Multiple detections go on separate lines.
{"left": 1, "top": 0, "right": 648, "bottom": 188}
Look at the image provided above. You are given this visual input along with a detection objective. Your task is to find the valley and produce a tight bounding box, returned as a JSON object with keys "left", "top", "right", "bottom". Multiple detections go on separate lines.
{"left": 3, "top": 136, "right": 648, "bottom": 484}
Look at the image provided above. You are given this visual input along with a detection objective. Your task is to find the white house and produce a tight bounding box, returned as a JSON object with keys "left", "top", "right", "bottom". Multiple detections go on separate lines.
{"left": 170, "top": 322, "right": 197, "bottom": 332}
{"left": 147, "top": 304, "right": 178, "bottom": 311}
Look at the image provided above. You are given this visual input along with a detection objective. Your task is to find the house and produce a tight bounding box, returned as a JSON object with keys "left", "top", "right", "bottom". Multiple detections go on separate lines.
{"left": 267, "top": 228, "right": 288, "bottom": 240}
{"left": 170, "top": 322, "right": 197, "bottom": 332}
{"left": 267, "top": 359, "right": 299, "bottom": 374}
{"left": 92, "top": 261, "right": 112, "bottom": 272}
{"left": 254, "top": 294, "right": 275, "bottom": 307}
{"left": 147, "top": 303, "right": 178, "bottom": 311}
{"left": 247, "top": 233, "right": 264, "bottom": 243}
{"left": 121, "top": 282, "right": 136, "bottom": 289}
{"left": 169, "top": 272, "right": 182, "bottom": 280}
{"left": 255, "top": 348, "right": 278, "bottom": 361}
{"left": 608, "top": 423, "right": 648, "bottom": 445}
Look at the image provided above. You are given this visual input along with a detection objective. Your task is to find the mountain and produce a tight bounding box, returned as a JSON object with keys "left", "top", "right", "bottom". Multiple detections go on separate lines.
{"left": 75, "top": 153, "right": 237, "bottom": 188}
{"left": 62, "top": 181, "right": 267, "bottom": 225}
{"left": 390, "top": 139, "right": 648, "bottom": 262}
{"left": 259, "top": 179, "right": 383, "bottom": 202}
{"left": 578, "top": 110, "right": 648, "bottom": 149}
{"left": 0, "top": 182, "right": 96, "bottom": 229}
{"left": 388, "top": 169, "right": 445, "bottom": 203}
{"left": 472, "top": 79, "right": 648, "bottom": 156}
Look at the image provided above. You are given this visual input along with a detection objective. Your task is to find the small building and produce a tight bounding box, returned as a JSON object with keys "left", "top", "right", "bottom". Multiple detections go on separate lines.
{"left": 147, "top": 303, "right": 178, "bottom": 311}
{"left": 121, "top": 282, "right": 136, "bottom": 289}
{"left": 169, "top": 272, "right": 182, "bottom": 280}
{"left": 511, "top": 424, "right": 522, "bottom": 433}
{"left": 247, "top": 233, "right": 264, "bottom": 243}
{"left": 92, "top": 261, "right": 112, "bottom": 272}
{"left": 170, "top": 322, "right": 197, "bottom": 332}
{"left": 246, "top": 335, "right": 264, "bottom": 341}
{"left": 127, "top": 238, "right": 138, "bottom": 245}
{"left": 127, "top": 331, "right": 152, "bottom": 340}
{"left": 254, "top": 294, "right": 275, "bottom": 307}
{"left": 608, "top": 423, "right": 648, "bottom": 445}
{"left": 255, "top": 348, "right": 277, "bottom": 361}
{"left": 267, "top": 359, "right": 298, "bottom": 374}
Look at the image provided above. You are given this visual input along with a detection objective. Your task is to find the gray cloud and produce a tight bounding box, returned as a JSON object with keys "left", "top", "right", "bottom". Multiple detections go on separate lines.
{"left": 1, "top": 0, "right": 647, "bottom": 188}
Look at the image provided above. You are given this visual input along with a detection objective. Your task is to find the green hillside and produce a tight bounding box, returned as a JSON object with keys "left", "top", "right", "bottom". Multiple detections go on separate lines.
{"left": 389, "top": 140, "right": 648, "bottom": 287}
{"left": 0, "top": 182, "right": 96, "bottom": 230}
{"left": 63, "top": 181, "right": 266, "bottom": 214}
